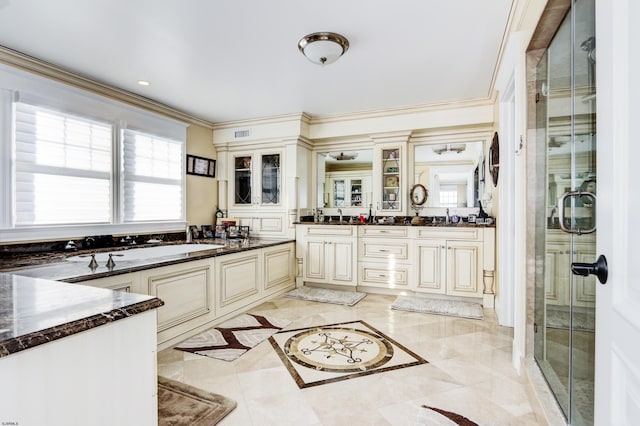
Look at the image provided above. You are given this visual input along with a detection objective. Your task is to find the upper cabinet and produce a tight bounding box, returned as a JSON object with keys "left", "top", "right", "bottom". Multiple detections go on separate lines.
{"left": 232, "top": 151, "right": 281, "bottom": 207}
{"left": 381, "top": 148, "right": 401, "bottom": 212}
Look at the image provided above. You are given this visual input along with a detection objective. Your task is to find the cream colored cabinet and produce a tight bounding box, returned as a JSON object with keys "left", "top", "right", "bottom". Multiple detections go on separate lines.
{"left": 446, "top": 240, "right": 483, "bottom": 297}
{"left": 296, "top": 225, "right": 357, "bottom": 287}
{"left": 413, "top": 227, "right": 492, "bottom": 299}
{"left": 415, "top": 239, "right": 447, "bottom": 293}
{"left": 262, "top": 242, "right": 295, "bottom": 296}
{"left": 231, "top": 151, "right": 282, "bottom": 207}
{"left": 140, "top": 259, "right": 215, "bottom": 346}
{"left": 215, "top": 249, "right": 262, "bottom": 316}
{"left": 358, "top": 226, "right": 411, "bottom": 289}
{"left": 76, "top": 272, "right": 141, "bottom": 293}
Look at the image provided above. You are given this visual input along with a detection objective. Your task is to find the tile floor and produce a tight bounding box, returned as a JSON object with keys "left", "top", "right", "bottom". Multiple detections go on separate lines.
{"left": 157, "top": 293, "right": 548, "bottom": 425}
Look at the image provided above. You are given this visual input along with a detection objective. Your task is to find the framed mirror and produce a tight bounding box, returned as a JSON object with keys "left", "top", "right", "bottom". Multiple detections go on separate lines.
{"left": 410, "top": 184, "right": 428, "bottom": 205}
{"left": 413, "top": 141, "right": 484, "bottom": 208}
{"left": 316, "top": 149, "right": 373, "bottom": 209}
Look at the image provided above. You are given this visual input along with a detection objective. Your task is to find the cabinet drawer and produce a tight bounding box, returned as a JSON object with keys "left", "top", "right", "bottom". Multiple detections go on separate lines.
{"left": 359, "top": 226, "right": 408, "bottom": 238}
{"left": 359, "top": 263, "right": 409, "bottom": 287}
{"left": 359, "top": 239, "right": 409, "bottom": 262}
{"left": 304, "top": 225, "right": 355, "bottom": 237}
{"left": 416, "top": 227, "right": 480, "bottom": 241}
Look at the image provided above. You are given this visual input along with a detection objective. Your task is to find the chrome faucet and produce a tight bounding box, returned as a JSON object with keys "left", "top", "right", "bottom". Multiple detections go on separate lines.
{"left": 338, "top": 208, "right": 343, "bottom": 223}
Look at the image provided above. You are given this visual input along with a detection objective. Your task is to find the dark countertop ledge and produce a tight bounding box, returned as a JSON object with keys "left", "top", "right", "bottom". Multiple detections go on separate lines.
{"left": 0, "top": 273, "right": 163, "bottom": 358}
{"left": 1, "top": 238, "right": 295, "bottom": 282}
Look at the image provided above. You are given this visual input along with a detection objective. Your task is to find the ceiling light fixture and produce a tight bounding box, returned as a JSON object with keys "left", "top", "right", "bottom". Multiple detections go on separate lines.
{"left": 432, "top": 144, "right": 467, "bottom": 155}
{"left": 137, "top": 80, "right": 150, "bottom": 86}
{"left": 328, "top": 151, "right": 358, "bottom": 161}
{"left": 298, "top": 32, "right": 349, "bottom": 66}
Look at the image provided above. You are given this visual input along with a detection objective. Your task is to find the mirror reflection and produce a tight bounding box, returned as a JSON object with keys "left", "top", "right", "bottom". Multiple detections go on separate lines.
{"left": 317, "top": 150, "right": 373, "bottom": 209}
{"left": 413, "top": 141, "right": 484, "bottom": 208}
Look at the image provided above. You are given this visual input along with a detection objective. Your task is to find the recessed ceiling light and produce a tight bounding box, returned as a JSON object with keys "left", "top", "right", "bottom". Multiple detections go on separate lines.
{"left": 137, "top": 80, "right": 150, "bottom": 86}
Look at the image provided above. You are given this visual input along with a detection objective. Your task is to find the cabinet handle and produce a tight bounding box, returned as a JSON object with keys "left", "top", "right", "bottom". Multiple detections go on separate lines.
{"left": 448, "top": 247, "right": 452, "bottom": 250}
{"left": 379, "top": 249, "right": 389, "bottom": 252}
{"left": 441, "top": 245, "right": 445, "bottom": 249}
{"left": 378, "top": 274, "right": 388, "bottom": 278}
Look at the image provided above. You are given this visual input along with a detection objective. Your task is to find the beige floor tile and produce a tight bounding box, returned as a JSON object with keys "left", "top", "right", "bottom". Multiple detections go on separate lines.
{"left": 157, "top": 292, "right": 547, "bottom": 425}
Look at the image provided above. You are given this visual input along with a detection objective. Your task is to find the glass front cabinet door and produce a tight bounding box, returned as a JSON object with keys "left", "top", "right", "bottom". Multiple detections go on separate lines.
{"left": 381, "top": 148, "right": 401, "bottom": 212}
{"left": 232, "top": 152, "right": 281, "bottom": 207}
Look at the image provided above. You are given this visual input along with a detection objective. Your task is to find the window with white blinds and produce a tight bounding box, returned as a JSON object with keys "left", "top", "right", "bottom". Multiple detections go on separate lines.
{"left": 14, "top": 103, "right": 113, "bottom": 226}
{"left": 122, "top": 129, "right": 183, "bottom": 222}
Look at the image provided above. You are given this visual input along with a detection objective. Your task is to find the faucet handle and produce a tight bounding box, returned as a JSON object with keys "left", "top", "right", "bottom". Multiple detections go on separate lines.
{"left": 106, "top": 253, "right": 124, "bottom": 268}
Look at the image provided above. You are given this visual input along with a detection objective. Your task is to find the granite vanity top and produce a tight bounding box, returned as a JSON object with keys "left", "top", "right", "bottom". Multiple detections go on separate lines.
{"left": 1, "top": 238, "right": 294, "bottom": 283}
{"left": 0, "top": 273, "right": 163, "bottom": 357}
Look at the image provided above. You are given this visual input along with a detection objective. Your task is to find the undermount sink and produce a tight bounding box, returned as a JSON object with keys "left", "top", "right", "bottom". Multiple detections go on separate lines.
{"left": 66, "top": 244, "right": 225, "bottom": 263}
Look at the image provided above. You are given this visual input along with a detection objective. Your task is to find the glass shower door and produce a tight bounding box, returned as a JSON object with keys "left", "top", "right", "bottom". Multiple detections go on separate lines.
{"left": 533, "top": 0, "right": 596, "bottom": 424}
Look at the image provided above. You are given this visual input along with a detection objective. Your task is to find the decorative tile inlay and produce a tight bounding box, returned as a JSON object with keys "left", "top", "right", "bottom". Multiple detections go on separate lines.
{"left": 270, "top": 320, "right": 427, "bottom": 388}
{"left": 285, "top": 326, "right": 393, "bottom": 373}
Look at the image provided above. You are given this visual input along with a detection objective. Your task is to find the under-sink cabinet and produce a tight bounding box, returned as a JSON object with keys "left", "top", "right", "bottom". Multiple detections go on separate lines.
{"left": 413, "top": 227, "right": 495, "bottom": 301}
{"left": 296, "top": 225, "right": 357, "bottom": 287}
{"left": 75, "top": 272, "right": 141, "bottom": 293}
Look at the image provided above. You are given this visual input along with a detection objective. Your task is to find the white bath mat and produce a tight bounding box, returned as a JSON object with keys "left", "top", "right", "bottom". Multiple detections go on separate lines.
{"left": 391, "top": 296, "right": 483, "bottom": 320}
{"left": 284, "top": 286, "right": 366, "bottom": 306}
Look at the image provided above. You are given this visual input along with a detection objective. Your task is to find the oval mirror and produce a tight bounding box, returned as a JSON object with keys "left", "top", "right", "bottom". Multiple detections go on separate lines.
{"left": 410, "top": 184, "right": 428, "bottom": 205}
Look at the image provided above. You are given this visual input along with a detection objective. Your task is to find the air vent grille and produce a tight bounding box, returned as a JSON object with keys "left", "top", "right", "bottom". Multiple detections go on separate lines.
{"left": 234, "top": 129, "right": 251, "bottom": 138}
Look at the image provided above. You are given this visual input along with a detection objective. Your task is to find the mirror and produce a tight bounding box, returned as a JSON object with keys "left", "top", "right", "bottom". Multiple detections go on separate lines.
{"left": 410, "top": 184, "right": 428, "bottom": 206}
{"left": 317, "top": 149, "right": 373, "bottom": 209}
{"left": 413, "top": 141, "right": 484, "bottom": 208}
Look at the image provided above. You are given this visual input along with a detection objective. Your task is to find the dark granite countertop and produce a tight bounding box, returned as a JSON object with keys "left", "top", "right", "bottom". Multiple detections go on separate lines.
{"left": 1, "top": 238, "right": 295, "bottom": 283}
{"left": 294, "top": 221, "right": 495, "bottom": 228}
{"left": 0, "top": 273, "right": 164, "bottom": 358}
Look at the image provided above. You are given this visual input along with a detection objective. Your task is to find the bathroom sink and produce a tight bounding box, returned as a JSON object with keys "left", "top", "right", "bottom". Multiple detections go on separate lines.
{"left": 66, "top": 244, "right": 225, "bottom": 262}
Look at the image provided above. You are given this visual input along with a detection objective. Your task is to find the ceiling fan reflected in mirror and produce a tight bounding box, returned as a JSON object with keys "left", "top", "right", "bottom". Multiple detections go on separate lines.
{"left": 432, "top": 143, "right": 466, "bottom": 155}
{"left": 328, "top": 151, "right": 359, "bottom": 161}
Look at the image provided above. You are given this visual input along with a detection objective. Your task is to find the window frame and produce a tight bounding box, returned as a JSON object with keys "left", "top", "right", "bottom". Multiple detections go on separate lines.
{"left": 0, "top": 64, "right": 187, "bottom": 243}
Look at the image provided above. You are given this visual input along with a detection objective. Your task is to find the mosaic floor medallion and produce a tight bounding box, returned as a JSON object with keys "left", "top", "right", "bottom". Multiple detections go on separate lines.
{"left": 269, "top": 320, "right": 427, "bottom": 388}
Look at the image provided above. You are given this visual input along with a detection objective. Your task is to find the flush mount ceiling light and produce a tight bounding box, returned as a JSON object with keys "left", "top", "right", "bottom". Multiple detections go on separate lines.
{"left": 432, "top": 144, "right": 466, "bottom": 155}
{"left": 298, "top": 32, "right": 349, "bottom": 66}
{"left": 328, "top": 151, "right": 358, "bottom": 161}
{"left": 137, "top": 80, "right": 150, "bottom": 86}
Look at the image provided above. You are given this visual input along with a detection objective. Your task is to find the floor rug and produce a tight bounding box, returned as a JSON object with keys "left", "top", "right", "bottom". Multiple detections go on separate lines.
{"left": 269, "top": 320, "right": 428, "bottom": 388}
{"left": 284, "top": 286, "right": 366, "bottom": 306}
{"left": 416, "top": 405, "right": 478, "bottom": 426}
{"left": 546, "top": 306, "right": 595, "bottom": 332}
{"left": 158, "top": 376, "right": 237, "bottom": 425}
{"left": 175, "top": 314, "right": 291, "bottom": 361}
{"left": 391, "top": 296, "right": 484, "bottom": 320}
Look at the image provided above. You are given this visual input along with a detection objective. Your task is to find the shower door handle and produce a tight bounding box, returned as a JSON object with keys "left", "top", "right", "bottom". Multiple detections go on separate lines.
{"left": 558, "top": 191, "right": 596, "bottom": 234}
{"left": 571, "top": 254, "right": 608, "bottom": 284}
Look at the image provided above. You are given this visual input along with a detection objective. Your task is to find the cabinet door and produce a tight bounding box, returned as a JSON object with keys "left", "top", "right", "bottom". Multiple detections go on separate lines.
{"left": 260, "top": 153, "right": 280, "bottom": 205}
{"left": 78, "top": 273, "right": 139, "bottom": 293}
{"left": 328, "top": 239, "right": 355, "bottom": 284}
{"left": 415, "top": 240, "right": 446, "bottom": 294}
{"left": 263, "top": 243, "right": 295, "bottom": 294}
{"left": 381, "top": 147, "right": 401, "bottom": 212}
{"left": 146, "top": 264, "right": 212, "bottom": 332}
{"left": 233, "top": 154, "right": 253, "bottom": 205}
{"left": 304, "top": 239, "right": 326, "bottom": 281}
{"left": 446, "top": 240, "right": 483, "bottom": 297}
{"left": 216, "top": 250, "right": 261, "bottom": 316}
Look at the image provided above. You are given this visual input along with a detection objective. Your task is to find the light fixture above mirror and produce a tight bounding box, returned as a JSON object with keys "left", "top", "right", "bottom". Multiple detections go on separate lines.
{"left": 432, "top": 143, "right": 466, "bottom": 155}
{"left": 328, "top": 151, "right": 359, "bottom": 161}
{"left": 298, "top": 32, "right": 349, "bottom": 66}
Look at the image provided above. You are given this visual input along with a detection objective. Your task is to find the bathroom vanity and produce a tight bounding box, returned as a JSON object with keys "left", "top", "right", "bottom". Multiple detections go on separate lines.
{"left": 296, "top": 223, "right": 496, "bottom": 306}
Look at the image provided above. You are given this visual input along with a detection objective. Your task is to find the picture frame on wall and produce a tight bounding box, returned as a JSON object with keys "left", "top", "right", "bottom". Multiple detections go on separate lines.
{"left": 186, "top": 154, "right": 216, "bottom": 178}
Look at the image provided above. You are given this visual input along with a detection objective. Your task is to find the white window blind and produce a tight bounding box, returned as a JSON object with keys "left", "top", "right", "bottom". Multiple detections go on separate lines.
{"left": 14, "top": 103, "right": 112, "bottom": 226}
{"left": 122, "top": 129, "right": 183, "bottom": 222}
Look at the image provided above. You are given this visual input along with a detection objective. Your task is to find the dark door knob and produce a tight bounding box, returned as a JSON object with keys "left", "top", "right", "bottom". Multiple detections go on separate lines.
{"left": 571, "top": 254, "right": 608, "bottom": 284}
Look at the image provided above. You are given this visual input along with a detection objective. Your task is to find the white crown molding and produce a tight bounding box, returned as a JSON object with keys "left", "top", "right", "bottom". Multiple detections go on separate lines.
{"left": 0, "top": 45, "right": 214, "bottom": 129}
